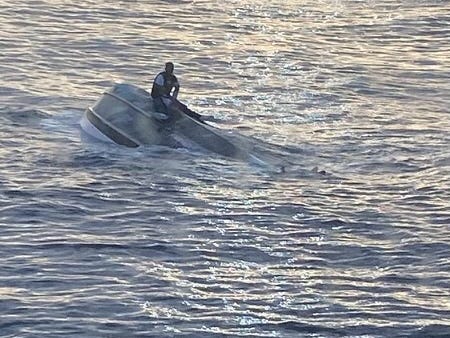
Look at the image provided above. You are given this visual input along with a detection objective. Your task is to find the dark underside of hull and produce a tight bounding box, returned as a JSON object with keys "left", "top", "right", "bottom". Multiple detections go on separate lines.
{"left": 84, "top": 83, "right": 250, "bottom": 159}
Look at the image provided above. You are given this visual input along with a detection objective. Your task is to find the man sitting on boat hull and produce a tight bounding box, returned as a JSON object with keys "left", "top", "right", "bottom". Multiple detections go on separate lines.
{"left": 151, "top": 62, "right": 203, "bottom": 122}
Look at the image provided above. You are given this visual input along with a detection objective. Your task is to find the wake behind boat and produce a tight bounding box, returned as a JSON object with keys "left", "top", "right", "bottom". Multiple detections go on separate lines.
{"left": 80, "top": 83, "right": 254, "bottom": 160}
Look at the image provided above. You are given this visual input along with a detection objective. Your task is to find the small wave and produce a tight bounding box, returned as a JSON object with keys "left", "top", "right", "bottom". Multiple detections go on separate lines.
{"left": 0, "top": 107, "right": 50, "bottom": 125}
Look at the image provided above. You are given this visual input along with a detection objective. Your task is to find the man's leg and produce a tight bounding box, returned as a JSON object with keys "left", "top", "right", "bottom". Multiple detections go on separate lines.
{"left": 153, "top": 97, "right": 167, "bottom": 114}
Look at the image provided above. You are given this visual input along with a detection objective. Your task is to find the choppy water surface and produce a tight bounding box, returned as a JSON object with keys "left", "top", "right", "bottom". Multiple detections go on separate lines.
{"left": 1, "top": 1, "right": 449, "bottom": 337}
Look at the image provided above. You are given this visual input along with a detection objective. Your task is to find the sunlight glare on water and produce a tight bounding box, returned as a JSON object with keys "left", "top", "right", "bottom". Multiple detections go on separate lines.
{"left": 0, "top": 0, "right": 449, "bottom": 337}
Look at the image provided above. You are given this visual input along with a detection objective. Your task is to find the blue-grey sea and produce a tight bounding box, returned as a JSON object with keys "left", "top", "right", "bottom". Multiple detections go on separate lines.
{"left": 1, "top": 1, "right": 449, "bottom": 337}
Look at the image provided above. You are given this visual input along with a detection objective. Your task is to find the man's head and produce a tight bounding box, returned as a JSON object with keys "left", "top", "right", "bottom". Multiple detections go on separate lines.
{"left": 165, "top": 62, "right": 174, "bottom": 74}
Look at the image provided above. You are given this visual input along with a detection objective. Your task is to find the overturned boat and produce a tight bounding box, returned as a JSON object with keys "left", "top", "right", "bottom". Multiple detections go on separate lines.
{"left": 80, "top": 83, "right": 253, "bottom": 159}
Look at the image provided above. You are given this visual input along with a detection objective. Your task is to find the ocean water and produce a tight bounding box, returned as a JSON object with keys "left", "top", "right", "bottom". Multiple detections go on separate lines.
{"left": 0, "top": 0, "right": 449, "bottom": 337}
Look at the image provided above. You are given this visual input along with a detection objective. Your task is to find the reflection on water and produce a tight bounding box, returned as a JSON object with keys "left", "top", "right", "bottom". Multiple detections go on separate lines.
{"left": 0, "top": 0, "right": 449, "bottom": 337}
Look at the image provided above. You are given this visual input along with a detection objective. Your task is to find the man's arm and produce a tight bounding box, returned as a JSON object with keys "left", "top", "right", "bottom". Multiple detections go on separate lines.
{"left": 172, "top": 75, "right": 180, "bottom": 99}
{"left": 152, "top": 74, "right": 165, "bottom": 97}
{"left": 173, "top": 81, "right": 180, "bottom": 99}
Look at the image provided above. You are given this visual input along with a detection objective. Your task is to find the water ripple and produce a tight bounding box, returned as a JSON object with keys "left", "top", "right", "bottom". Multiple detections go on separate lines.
{"left": 0, "top": 0, "right": 449, "bottom": 337}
